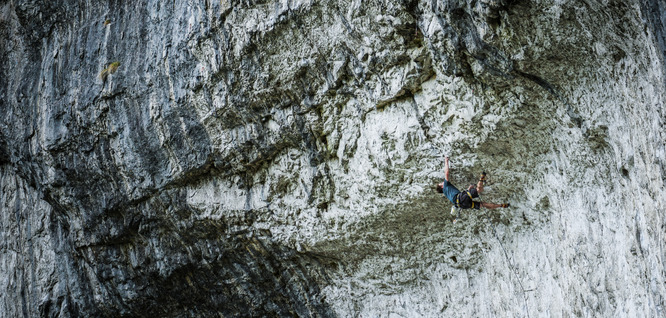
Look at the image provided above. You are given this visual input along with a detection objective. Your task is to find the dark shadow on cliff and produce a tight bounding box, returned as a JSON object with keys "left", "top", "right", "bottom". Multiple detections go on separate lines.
{"left": 69, "top": 188, "right": 336, "bottom": 318}
{"left": 310, "top": 192, "right": 509, "bottom": 287}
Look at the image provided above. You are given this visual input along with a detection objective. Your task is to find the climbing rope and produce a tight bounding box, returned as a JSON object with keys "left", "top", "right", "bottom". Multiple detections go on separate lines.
{"left": 481, "top": 215, "right": 531, "bottom": 318}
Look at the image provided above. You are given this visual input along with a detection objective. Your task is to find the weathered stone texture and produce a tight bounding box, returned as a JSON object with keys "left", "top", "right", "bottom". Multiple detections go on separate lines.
{"left": 1, "top": 0, "right": 664, "bottom": 317}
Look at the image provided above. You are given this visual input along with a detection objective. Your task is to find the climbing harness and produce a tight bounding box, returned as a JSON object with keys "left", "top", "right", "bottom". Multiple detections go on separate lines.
{"left": 455, "top": 171, "right": 487, "bottom": 209}
{"left": 455, "top": 190, "right": 477, "bottom": 209}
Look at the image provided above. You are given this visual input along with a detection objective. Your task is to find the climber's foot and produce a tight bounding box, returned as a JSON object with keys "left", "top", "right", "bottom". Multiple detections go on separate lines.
{"left": 479, "top": 171, "right": 487, "bottom": 183}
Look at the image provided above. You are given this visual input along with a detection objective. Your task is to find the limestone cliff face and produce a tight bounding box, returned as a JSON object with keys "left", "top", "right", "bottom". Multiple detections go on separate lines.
{"left": 1, "top": 0, "right": 665, "bottom": 317}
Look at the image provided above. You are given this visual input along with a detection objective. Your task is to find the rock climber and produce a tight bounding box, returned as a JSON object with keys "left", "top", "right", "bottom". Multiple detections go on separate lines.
{"left": 436, "top": 157, "right": 509, "bottom": 221}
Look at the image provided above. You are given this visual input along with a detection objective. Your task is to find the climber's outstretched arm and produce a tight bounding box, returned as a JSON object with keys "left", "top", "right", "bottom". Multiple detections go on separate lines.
{"left": 444, "top": 157, "right": 450, "bottom": 182}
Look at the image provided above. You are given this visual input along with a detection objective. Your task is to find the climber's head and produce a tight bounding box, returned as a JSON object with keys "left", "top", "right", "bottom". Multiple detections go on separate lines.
{"left": 436, "top": 182, "right": 444, "bottom": 193}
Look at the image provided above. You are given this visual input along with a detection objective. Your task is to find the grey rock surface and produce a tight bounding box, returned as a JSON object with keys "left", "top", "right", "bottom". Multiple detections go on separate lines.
{"left": 1, "top": 0, "right": 665, "bottom": 317}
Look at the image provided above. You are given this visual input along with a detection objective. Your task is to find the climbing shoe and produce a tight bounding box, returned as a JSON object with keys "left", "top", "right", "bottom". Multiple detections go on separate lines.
{"left": 501, "top": 203, "right": 510, "bottom": 208}
{"left": 479, "top": 171, "right": 487, "bottom": 183}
